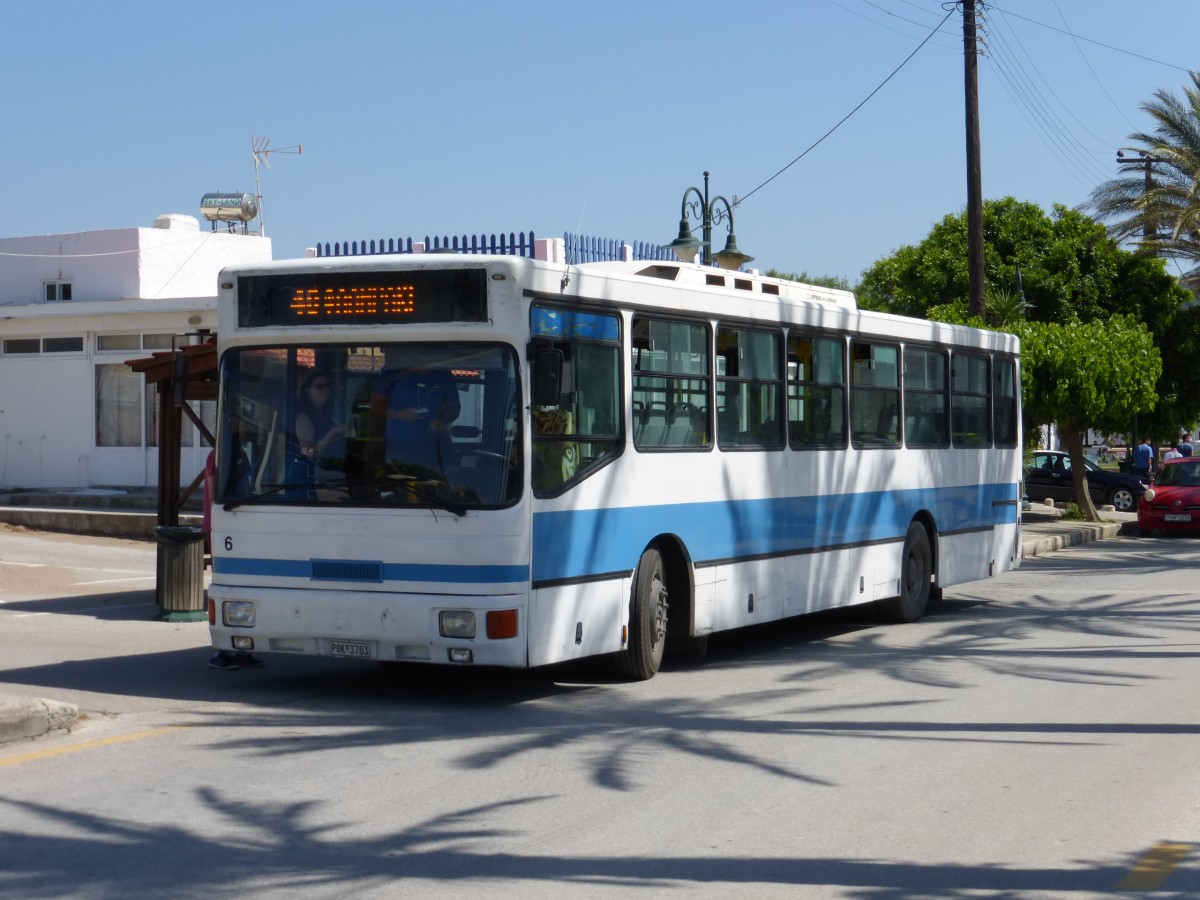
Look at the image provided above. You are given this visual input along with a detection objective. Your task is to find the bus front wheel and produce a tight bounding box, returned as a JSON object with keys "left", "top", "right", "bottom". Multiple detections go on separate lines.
{"left": 878, "top": 522, "right": 932, "bottom": 623}
{"left": 616, "top": 547, "right": 668, "bottom": 680}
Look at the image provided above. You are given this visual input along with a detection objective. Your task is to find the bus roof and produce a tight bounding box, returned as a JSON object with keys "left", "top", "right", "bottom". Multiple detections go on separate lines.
{"left": 571, "top": 260, "right": 858, "bottom": 310}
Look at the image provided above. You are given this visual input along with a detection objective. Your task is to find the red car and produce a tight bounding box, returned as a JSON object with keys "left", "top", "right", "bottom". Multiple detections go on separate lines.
{"left": 1137, "top": 457, "right": 1200, "bottom": 536}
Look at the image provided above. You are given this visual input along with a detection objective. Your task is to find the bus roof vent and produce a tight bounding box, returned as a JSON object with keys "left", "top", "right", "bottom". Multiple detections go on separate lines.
{"left": 634, "top": 264, "right": 681, "bottom": 281}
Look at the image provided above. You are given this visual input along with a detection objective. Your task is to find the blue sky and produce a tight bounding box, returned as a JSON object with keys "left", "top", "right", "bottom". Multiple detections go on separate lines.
{"left": 1, "top": 1, "right": 1195, "bottom": 284}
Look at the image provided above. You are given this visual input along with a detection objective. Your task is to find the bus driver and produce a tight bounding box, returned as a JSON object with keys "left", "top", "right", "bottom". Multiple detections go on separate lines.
{"left": 370, "top": 346, "right": 461, "bottom": 475}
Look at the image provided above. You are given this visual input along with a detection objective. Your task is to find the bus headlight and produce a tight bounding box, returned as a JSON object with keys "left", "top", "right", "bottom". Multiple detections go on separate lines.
{"left": 439, "top": 610, "right": 476, "bottom": 639}
{"left": 222, "top": 600, "right": 257, "bottom": 628}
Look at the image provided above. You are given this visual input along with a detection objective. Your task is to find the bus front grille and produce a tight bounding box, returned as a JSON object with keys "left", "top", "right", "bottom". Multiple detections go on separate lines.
{"left": 310, "top": 559, "right": 384, "bottom": 583}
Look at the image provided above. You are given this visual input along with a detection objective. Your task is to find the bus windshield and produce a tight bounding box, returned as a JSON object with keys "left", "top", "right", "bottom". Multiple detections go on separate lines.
{"left": 216, "top": 342, "right": 521, "bottom": 510}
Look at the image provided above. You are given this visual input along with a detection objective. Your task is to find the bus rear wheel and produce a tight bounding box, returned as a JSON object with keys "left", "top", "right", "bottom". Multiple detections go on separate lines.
{"left": 878, "top": 522, "right": 932, "bottom": 623}
{"left": 616, "top": 547, "right": 668, "bottom": 680}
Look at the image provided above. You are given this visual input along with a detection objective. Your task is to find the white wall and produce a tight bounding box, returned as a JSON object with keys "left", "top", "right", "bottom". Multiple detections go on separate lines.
{"left": 0, "top": 215, "right": 272, "bottom": 489}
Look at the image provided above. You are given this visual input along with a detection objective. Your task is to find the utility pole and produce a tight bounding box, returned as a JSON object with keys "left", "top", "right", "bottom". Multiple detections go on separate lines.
{"left": 1116, "top": 150, "right": 1157, "bottom": 242}
{"left": 963, "top": 0, "right": 986, "bottom": 319}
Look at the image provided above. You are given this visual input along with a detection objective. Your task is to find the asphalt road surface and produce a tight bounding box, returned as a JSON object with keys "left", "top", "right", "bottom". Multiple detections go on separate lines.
{"left": 2, "top": 524, "right": 1200, "bottom": 898}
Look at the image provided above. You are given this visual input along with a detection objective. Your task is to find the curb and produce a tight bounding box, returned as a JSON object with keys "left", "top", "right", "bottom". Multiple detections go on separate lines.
{"left": 0, "top": 507, "right": 202, "bottom": 542}
{"left": 0, "top": 698, "right": 80, "bottom": 745}
{"left": 1022, "top": 521, "right": 1123, "bottom": 559}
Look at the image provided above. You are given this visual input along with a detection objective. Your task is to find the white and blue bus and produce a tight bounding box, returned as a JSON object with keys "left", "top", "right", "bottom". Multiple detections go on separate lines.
{"left": 208, "top": 253, "right": 1022, "bottom": 679}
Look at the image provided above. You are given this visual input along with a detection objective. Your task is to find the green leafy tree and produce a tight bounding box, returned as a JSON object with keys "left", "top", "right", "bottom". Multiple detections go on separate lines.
{"left": 859, "top": 198, "right": 1143, "bottom": 324}
{"left": 1089, "top": 72, "right": 1200, "bottom": 290}
{"left": 861, "top": 197, "right": 1200, "bottom": 449}
{"left": 1017, "top": 317, "right": 1161, "bottom": 520}
{"left": 764, "top": 269, "right": 851, "bottom": 291}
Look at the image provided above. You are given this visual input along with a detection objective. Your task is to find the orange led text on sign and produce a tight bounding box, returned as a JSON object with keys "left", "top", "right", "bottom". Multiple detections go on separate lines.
{"left": 289, "top": 285, "right": 417, "bottom": 317}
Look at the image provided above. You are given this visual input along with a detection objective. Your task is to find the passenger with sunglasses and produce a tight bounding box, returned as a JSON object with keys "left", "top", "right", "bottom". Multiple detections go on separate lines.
{"left": 295, "top": 369, "right": 349, "bottom": 462}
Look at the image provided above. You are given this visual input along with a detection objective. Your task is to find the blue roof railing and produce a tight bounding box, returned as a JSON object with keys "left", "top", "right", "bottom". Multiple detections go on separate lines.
{"left": 312, "top": 230, "right": 686, "bottom": 266}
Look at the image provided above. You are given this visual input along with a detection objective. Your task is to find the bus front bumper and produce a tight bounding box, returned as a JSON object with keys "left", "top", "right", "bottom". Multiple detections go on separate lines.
{"left": 207, "top": 583, "right": 528, "bottom": 668}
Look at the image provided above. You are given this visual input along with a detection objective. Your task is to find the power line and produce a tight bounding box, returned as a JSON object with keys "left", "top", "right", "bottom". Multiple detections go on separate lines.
{"left": 1049, "top": 0, "right": 1138, "bottom": 131}
{"left": 739, "top": 5, "right": 955, "bottom": 206}
{"left": 824, "top": 0, "right": 958, "bottom": 49}
{"left": 987, "top": 3, "right": 1193, "bottom": 72}
{"left": 984, "top": 17, "right": 1113, "bottom": 184}
{"left": 989, "top": 4, "right": 1115, "bottom": 152}
{"left": 825, "top": 0, "right": 955, "bottom": 48}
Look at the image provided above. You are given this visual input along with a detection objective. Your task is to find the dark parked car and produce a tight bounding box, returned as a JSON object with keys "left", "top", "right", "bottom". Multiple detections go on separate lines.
{"left": 1025, "top": 450, "right": 1148, "bottom": 512}
{"left": 1137, "top": 457, "right": 1200, "bottom": 536}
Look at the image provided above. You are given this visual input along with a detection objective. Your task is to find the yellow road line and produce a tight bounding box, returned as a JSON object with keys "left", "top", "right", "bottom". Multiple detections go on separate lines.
{"left": 1117, "top": 841, "right": 1195, "bottom": 891}
{"left": 0, "top": 725, "right": 187, "bottom": 768}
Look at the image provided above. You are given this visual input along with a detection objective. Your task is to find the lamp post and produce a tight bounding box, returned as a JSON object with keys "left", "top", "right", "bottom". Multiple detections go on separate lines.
{"left": 663, "top": 171, "right": 754, "bottom": 270}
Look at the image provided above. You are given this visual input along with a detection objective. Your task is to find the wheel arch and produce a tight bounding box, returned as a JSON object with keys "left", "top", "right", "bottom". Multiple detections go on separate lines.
{"left": 911, "top": 509, "right": 940, "bottom": 591}
{"left": 643, "top": 532, "right": 696, "bottom": 647}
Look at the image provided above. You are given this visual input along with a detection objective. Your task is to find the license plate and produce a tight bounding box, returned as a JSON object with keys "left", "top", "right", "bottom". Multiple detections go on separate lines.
{"left": 329, "top": 640, "right": 374, "bottom": 659}
{"left": 1164, "top": 514, "right": 1192, "bottom": 523}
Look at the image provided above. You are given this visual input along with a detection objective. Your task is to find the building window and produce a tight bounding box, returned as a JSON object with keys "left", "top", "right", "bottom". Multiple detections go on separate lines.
{"left": 0, "top": 336, "right": 82, "bottom": 355}
{"left": 42, "top": 337, "right": 84, "bottom": 354}
{"left": 144, "top": 391, "right": 216, "bottom": 449}
{"left": 97, "top": 334, "right": 141, "bottom": 353}
{"left": 95, "top": 364, "right": 144, "bottom": 447}
{"left": 2, "top": 339, "right": 41, "bottom": 355}
{"left": 45, "top": 282, "right": 72, "bottom": 302}
{"left": 142, "top": 334, "right": 176, "bottom": 351}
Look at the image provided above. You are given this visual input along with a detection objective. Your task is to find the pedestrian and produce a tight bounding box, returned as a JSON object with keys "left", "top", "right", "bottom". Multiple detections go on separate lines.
{"left": 210, "top": 649, "right": 263, "bottom": 670}
{"left": 1133, "top": 436, "right": 1154, "bottom": 477}
{"left": 1164, "top": 444, "right": 1183, "bottom": 463}
{"left": 1178, "top": 434, "right": 1193, "bottom": 458}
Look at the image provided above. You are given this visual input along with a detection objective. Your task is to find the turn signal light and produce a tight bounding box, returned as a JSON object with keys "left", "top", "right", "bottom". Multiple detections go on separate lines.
{"left": 486, "top": 609, "right": 518, "bottom": 639}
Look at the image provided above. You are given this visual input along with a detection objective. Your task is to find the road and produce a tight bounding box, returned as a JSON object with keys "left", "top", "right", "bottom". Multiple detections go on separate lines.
{"left": 1, "top": 524, "right": 1199, "bottom": 898}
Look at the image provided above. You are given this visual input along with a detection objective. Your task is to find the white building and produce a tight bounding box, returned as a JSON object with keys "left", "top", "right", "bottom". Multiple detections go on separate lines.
{"left": 0, "top": 214, "right": 271, "bottom": 489}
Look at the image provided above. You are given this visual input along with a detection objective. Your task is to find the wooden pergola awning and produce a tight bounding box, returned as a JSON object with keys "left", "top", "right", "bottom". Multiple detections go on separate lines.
{"left": 125, "top": 337, "right": 218, "bottom": 527}
{"left": 125, "top": 339, "right": 219, "bottom": 397}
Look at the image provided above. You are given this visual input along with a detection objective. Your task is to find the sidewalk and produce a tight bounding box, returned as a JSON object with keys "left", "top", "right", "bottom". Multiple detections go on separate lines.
{"left": 0, "top": 488, "right": 201, "bottom": 540}
{"left": 0, "top": 496, "right": 1133, "bottom": 747}
{"left": 1019, "top": 504, "right": 1135, "bottom": 558}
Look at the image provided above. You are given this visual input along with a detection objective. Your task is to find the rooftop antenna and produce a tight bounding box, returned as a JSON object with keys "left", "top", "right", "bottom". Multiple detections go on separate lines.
{"left": 251, "top": 135, "right": 302, "bottom": 238}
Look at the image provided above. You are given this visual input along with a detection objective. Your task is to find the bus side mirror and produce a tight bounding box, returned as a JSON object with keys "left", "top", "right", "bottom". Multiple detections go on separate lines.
{"left": 532, "top": 347, "right": 563, "bottom": 407}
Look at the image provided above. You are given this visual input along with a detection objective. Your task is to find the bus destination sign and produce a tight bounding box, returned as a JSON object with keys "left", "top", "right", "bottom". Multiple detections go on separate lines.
{"left": 237, "top": 268, "right": 488, "bottom": 327}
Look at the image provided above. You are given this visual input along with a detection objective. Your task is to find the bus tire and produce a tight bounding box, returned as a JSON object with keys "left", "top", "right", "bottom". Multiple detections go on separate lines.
{"left": 616, "top": 547, "right": 668, "bottom": 680}
{"left": 879, "top": 522, "right": 932, "bottom": 623}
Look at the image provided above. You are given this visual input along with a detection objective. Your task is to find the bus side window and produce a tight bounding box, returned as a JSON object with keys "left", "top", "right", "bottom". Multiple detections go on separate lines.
{"left": 530, "top": 305, "right": 623, "bottom": 494}
{"left": 532, "top": 406, "right": 577, "bottom": 491}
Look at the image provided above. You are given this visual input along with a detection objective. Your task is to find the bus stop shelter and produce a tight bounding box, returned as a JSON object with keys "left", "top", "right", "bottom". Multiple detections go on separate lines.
{"left": 125, "top": 338, "right": 217, "bottom": 619}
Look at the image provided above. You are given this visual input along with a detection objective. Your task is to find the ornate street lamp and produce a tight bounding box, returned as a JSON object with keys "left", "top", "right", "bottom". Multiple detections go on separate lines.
{"left": 664, "top": 171, "right": 754, "bottom": 270}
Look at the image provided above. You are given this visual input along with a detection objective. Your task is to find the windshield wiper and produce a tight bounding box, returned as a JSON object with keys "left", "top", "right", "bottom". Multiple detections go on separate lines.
{"left": 374, "top": 477, "right": 467, "bottom": 517}
{"left": 222, "top": 479, "right": 347, "bottom": 511}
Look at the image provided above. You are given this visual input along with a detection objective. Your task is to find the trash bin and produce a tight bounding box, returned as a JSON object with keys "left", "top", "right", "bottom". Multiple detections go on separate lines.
{"left": 155, "top": 525, "right": 207, "bottom": 622}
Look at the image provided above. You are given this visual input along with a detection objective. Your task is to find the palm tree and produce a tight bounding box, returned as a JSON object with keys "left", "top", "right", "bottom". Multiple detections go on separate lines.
{"left": 985, "top": 283, "right": 1030, "bottom": 330}
{"left": 1089, "top": 72, "right": 1200, "bottom": 290}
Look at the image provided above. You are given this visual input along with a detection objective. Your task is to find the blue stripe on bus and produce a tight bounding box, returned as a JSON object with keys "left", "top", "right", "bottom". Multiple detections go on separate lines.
{"left": 531, "top": 483, "right": 1017, "bottom": 583}
{"left": 213, "top": 556, "right": 529, "bottom": 584}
